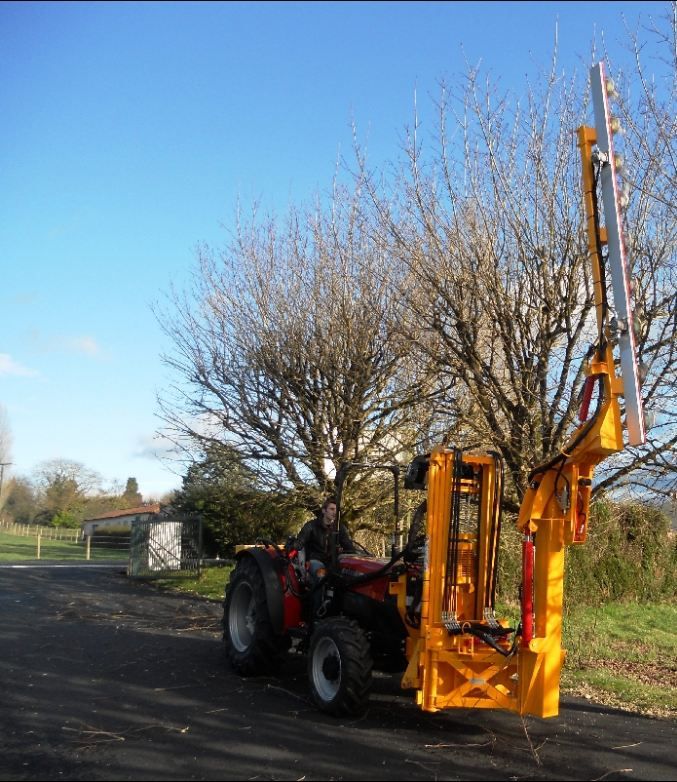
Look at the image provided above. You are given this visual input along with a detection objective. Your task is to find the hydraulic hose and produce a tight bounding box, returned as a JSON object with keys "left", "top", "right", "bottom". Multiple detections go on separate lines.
{"left": 521, "top": 534, "right": 535, "bottom": 647}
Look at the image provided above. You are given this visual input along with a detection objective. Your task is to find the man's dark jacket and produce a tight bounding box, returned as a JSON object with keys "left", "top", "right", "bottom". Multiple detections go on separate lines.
{"left": 294, "top": 517, "right": 355, "bottom": 565}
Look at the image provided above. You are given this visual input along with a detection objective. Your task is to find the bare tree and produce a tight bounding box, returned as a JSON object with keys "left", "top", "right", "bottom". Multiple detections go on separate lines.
{"left": 364, "top": 36, "right": 675, "bottom": 506}
{"left": 157, "top": 187, "right": 440, "bottom": 522}
{"left": 33, "top": 458, "right": 103, "bottom": 524}
{"left": 158, "top": 12, "right": 674, "bottom": 523}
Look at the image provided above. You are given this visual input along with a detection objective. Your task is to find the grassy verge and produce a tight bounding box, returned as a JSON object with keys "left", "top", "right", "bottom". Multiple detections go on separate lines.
{"left": 560, "top": 601, "right": 677, "bottom": 718}
{"left": 0, "top": 530, "right": 128, "bottom": 562}
{"left": 151, "top": 562, "right": 234, "bottom": 600}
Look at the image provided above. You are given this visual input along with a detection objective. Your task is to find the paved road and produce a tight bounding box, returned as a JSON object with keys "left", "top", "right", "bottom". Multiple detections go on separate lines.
{"left": 0, "top": 565, "right": 675, "bottom": 781}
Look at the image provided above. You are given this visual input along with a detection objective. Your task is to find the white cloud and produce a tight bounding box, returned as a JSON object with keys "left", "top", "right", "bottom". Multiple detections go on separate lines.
{"left": 133, "top": 432, "right": 181, "bottom": 461}
{"left": 0, "top": 353, "right": 38, "bottom": 377}
{"left": 27, "top": 331, "right": 103, "bottom": 358}
{"left": 66, "top": 336, "right": 100, "bottom": 356}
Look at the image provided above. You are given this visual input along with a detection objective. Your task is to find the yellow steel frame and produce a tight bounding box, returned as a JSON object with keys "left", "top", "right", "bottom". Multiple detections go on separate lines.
{"left": 394, "top": 450, "right": 520, "bottom": 713}
{"left": 391, "top": 126, "right": 631, "bottom": 718}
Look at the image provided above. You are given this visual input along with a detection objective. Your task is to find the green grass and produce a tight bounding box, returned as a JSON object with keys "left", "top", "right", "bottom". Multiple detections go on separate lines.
{"left": 563, "top": 667, "right": 677, "bottom": 714}
{"left": 562, "top": 602, "right": 677, "bottom": 666}
{"left": 152, "top": 562, "right": 233, "bottom": 600}
{"left": 559, "top": 601, "right": 677, "bottom": 717}
{"left": 0, "top": 530, "right": 128, "bottom": 562}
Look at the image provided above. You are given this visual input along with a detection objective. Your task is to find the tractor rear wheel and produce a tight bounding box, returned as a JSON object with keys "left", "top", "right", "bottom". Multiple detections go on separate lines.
{"left": 308, "top": 616, "right": 373, "bottom": 716}
{"left": 223, "top": 556, "right": 286, "bottom": 675}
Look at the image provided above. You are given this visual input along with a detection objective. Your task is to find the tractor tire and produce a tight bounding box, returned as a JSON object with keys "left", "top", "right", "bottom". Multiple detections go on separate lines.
{"left": 223, "top": 556, "right": 286, "bottom": 676}
{"left": 308, "top": 616, "right": 373, "bottom": 716}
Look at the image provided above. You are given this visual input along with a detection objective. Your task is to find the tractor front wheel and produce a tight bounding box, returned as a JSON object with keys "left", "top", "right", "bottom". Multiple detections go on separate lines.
{"left": 308, "top": 617, "right": 373, "bottom": 716}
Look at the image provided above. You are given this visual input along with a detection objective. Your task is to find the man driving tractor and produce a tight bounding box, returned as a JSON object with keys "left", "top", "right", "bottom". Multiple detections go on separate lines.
{"left": 293, "top": 497, "right": 356, "bottom": 585}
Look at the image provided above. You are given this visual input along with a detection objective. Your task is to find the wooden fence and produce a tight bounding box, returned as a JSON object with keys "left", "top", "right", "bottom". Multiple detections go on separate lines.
{"left": 0, "top": 520, "right": 130, "bottom": 561}
{"left": 0, "top": 519, "right": 82, "bottom": 542}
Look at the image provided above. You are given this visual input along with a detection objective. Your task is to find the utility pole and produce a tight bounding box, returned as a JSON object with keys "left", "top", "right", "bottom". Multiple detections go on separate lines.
{"left": 0, "top": 462, "right": 12, "bottom": 510}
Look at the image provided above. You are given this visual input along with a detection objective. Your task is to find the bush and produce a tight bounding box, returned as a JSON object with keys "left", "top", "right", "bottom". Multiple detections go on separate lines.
{"left": 496, "top": 521, "right": 523, "bottom": 606}
{"left": 174, "top": 487, "right": 305, "bottom": 558}
{"left": 496, "top": 499, "right": 676, "bottom": 607}
{"left": 566, "top": 499, "right": 676, "bottom": 604}
{"left": 51, "top": 511, "right": 80, "bottom": 529}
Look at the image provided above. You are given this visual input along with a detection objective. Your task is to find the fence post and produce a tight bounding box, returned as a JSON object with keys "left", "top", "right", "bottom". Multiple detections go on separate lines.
{"left": 37, "top": 532, "right": 41, "bottom": 560}
{"left": 86, "top": 534, "right": 91, "bottom": 561}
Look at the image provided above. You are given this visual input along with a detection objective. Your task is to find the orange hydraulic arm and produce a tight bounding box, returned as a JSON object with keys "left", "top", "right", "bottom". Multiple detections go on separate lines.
{"left": 515, "top": 59, "right": 647, "bottom": 714}
{"left": 394, "top": 64, "right": 645, "bottom": 719}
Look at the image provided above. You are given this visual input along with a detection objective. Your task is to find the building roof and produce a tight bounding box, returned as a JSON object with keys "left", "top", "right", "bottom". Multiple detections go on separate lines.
{"left": 83, "top": 503, "right": 162, "bottom": 523}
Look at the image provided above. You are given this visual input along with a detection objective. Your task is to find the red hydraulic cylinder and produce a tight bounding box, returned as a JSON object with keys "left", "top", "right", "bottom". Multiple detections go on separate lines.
{"left": 521, "top": 535, "right": 535, "bottom": 647}
{"left": 578, "top": 375, "right": 595, "bottom": 422}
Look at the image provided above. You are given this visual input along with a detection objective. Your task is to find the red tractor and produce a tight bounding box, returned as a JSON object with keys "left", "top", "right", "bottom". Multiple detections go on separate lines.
{"left": 222, "top": 463, "right": 419, "bottom": 716}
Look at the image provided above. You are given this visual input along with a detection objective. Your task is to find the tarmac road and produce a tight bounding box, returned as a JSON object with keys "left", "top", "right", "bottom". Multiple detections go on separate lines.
{"left": 0, "top": 565, "right": 675, "bottom": 782}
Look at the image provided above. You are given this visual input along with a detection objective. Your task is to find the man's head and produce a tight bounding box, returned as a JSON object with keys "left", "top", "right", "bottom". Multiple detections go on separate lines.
{"left": 321, "top": 497, "right": 337, "bottom": 529}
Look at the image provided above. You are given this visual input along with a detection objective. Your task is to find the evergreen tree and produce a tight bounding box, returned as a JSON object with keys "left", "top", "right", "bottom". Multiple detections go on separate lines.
{"left": 173, "top": 444, "right": 304, "bottom": 556}
{"left": 121, "top": 477, "right": 143, "bottom": 507}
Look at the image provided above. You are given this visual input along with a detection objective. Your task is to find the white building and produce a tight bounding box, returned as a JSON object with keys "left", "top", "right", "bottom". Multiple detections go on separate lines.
{"left": 81, "top": 503, "right": 162, "bottom": 537}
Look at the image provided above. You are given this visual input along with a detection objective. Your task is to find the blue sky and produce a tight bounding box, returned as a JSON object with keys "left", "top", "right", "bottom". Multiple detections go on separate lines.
{"left": 0, "top": 0, "right": 668, "bottom": 499}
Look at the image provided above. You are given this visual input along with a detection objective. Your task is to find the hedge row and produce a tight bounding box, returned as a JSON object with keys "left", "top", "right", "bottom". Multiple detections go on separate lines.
{"left": 496, "top": 499, "right": 676, "bottom": 606}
